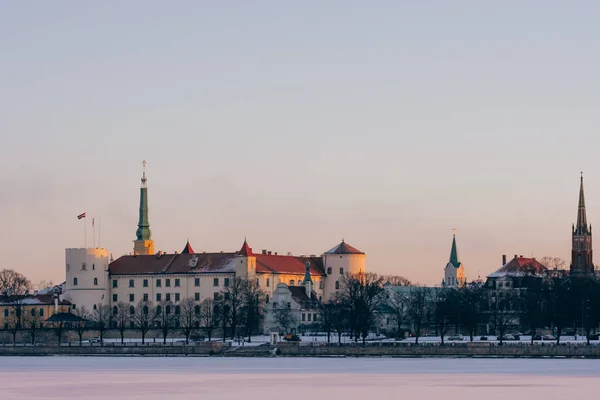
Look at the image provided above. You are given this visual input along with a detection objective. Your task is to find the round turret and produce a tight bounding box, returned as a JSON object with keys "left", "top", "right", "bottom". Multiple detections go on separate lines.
{"left": 64, "top": 248, "right": 110, "bottom": 312}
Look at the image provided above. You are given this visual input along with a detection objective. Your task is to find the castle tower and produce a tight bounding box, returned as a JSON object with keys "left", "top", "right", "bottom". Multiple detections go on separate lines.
{"left": 133, "top": 160, "right": 154, "bottom": 255}
{"left": 322, "top": 240, "right": 366, "bottom": 302}
{"left": 235, "top": 238, "right": 256, "bottom": 279}
{"left": 570, "top": 173, "right": 593, "bottom": 275}
{"left": 443, "top": 232, "right": 465, "bottom": 288}
{"left": 64, "top": 247, "right": 110, "bottom": 312}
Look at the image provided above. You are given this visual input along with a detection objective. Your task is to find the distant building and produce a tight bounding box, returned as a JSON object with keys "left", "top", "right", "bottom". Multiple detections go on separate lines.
{"left": 571, "top": 174, "right": 594, "bottom": 276}
{"left": 63, "top": 163, "right": 367, "bottom": 323}
{"left": 442, "top": 233, "right": 465, "bottom": 288}
{"left": 0, "top": 292, "right": 71, "bottom": 329}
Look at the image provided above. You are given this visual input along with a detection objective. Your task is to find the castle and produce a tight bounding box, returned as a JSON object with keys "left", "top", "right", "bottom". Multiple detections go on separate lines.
{"left": 63, "top": 163, "right": 367, "bottom": 327}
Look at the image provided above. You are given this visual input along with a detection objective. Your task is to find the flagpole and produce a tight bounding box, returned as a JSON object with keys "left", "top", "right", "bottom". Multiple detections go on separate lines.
{"left": 84, "top": 218, "right": 87, "bottom": 248}
{"left": 98, "top": 217, "right": 101, "bottom": 248}
{"left": 93, "top": 218, "right": 96, "bottom": 249}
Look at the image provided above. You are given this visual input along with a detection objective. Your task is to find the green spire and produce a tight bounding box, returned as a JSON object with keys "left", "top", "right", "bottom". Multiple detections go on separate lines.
{"left": 136, "top": 161, "right": 151, "bottom": 241}
{"left": 449, "top": 233, "right": 459, "bottom": 268}
{"left": 303, "top": 261, "right": 313, "bottom": 284}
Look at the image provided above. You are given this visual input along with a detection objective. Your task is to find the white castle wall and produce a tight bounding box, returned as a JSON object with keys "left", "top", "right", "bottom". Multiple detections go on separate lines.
{"left": 64, "top": 248, "right": 110, "bottom": 313}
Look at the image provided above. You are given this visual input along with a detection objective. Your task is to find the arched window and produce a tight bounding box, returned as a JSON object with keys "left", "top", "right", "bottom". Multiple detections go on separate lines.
{"left": 289, "top": 280, "right": 295, "bottom": 286}
{"left": 113, "top": 306, "right": 118, "bottom": 315}
{"left": 93, "top": 304, "right": 97, "bottom": 310}
{"left": 93, "top": 278, "right": 98, "bottom": 286}
{"left": 129, "top": 306, "right": 135, "bottom": 315}
{"left": 156, "top": 305, "right": 162, "bottom": 315}
{"left": 335, "top": 281, "right": 340, "bottom": 290}
{"left": 319, "top": 296, "right": 322, "bottom": 302}
{"left": 73, "top": 277, "right": 78, "bottom": 286}
{"left": 339, "top": 267, "right": 344, "bottom": 275}
{"left": 194, "top": 305, "right": 200, "bottom": 315}
{"left": 319, "top": 280, "right": 323, "bottom": 289}
{"left": 143, "top": 305, "right": 149, "bottom": 315}
{"left": 327, "top": 267, "right": 332, "bottom": 274}
{"left": 266, "top": 294, "right": 270, "bottom": 304}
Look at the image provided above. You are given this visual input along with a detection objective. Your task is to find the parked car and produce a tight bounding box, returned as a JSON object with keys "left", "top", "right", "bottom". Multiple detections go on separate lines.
{"left": 447, "top": 335, "right": 464, "bottom": 341}
{"left": 532, "top": 334, "right": 542, "bottom": 340}
{"left": 479, "top": 336, "right": 488, "bottom": 341}
{"left": 283, "top": 334, "right": 301, "bottom": 342}
{"left": 500, "top": 334, "right": 516, "bottom": 341}
{"left": 87, "top": 337, "right": 101, "bottom": 344}
{"left": 542, "top": 335, "right": 555, "bottom": 341}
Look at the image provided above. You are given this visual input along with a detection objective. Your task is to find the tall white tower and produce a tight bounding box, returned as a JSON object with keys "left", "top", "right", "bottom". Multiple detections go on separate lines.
{"left": 322, "top": 240, "right": 366, "bottom": 302}
{"left": 64, "top": 248, "right": 110, "bottom": 313}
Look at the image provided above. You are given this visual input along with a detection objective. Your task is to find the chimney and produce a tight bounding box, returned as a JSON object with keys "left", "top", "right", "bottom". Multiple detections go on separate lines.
{"left": 502, "top": 255, "right": 507, "bottom": 265}
{"left": 514, "top": 254, "right": 518, "bottom": 259}
{"left": 262, "top": 250, "right": 267, "bottom": 255}
{"left": 268, "top": 251, "right": 272, "bottom": 255}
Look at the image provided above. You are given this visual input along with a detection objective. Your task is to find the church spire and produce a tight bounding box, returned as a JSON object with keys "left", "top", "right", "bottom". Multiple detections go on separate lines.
{"left": 133, "top": 161, "right": 154, "bottom": 255}
{"left": 449, "top": 230, "right": 459, "bottom": 268}
{"left": 576, "top": 172, "right": 588, "bottom": 235}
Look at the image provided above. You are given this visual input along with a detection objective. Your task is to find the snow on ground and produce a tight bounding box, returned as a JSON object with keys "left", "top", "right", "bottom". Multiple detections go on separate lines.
{"left": 1, "top": 357, "right": 600, "bottom": 400}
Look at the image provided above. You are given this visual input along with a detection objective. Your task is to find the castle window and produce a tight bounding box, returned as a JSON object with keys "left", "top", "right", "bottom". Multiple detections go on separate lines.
{"left": 40, "top": 308, "right": 45, "bottom": 316}
{"left": 195, "top": 305, "right": 200, "bottom": 315}
{"left": 129, "top": 306, "right": 135, "bottom": 315}
{"left": 72, "top": 304, "right": 76, "bottom": 310}
{"left": 129, "top": 279, "right": 134, "bottom": 288}
{"left": 194, "top": 278, "right": 200, "bottom": 287}
{"left": 339, "top": 267, "right": 344, "bottom": 275}
{"left": 73, "top": 277, "right": 78, "bottom": 286}
{"left": 92, "top": 305, "right": 96, "bottom": 311}
{"left": 143, "top": 279, "right": 148, "bottom": 288}
{"left": 195, "top": 293, "right": 200, "bottom": 301}
{"left": 256, "top": 278, "right": 259, "bottom": 286}
{"left": 156, "top": 305, "right": 162, "bottom": 315}
{"left": 31, "top": 309, "right": 36, "bottom": 317}
{"left": 319, "top": 280, "right": 323, "bottom": 289}
{"left": 66, "top": 264, "right": 70, "bottom": 271}
{"left": 156, "top": 279, "right": 161, "bottom": 288}
{"left": 213, "top": 278, "right": 219, "bottom": 287}
{"left": 319, "top": 296, "right": 322, "bottom": 302}
{"left": 112, "top": 280, "right": 118, "bottom": 288}
{"left": 156, "top": 293, "right": 161, "bottom": 302}
{"left": 3, "top": 309, "right": 7, "bottom": 317}
{"left": 287, "top": 302, "right": 291, "bottom": 309}
{"left": 224, "top": 278, "right": 230, "bottom": 287}
{"left": 266, "top": 278, "right": 270, "bottom": 287}
{"left": 92, "top": 264, "right": 95, "bottom": 270}
{"left": 112, "top": 294, "right": 117, "bottom": 302}
{"left": 81, "top": 263, "right": 87, "bottom": 271}
{"left": 113, "top": 306, "right": 118, "bottom": 315}
{"left": 175, "top": 279, "right": 180, "bottom": 287}
{"left": 166, "top": 293, "right": 171, "bottom": 302}
{"left": 302, "top": 313, "right": 306, "bottom": 322}
{"left": 335, "top": 281, "right": 340, "bottom": 290}
{"left": 213, "top": 292, "right": 219, "bottom": 300}
{"left": 327, "top": 267, "right": 332, "bottom": 274}
{"left": 165, "top": 279, "right": 171, "bottom": 287}
{"left": 175, "top": 306, "right": 180, "bottom": 315}
{"left": 266, "top": 294, "right": 270, "bottom": 304}
{"left": 143, "top": 293, "right": 148, "bottom": 302}
{"left": 224, "top": 293, "right": 230, "bottom": 301}
{"left": 166, "top": 306, "right": 171, "bottom": 315}
{"left": 175, "top": 293, "right": 180, "bottom": 302}
{"left": 93, "top": 278, "right": 98, "bottom": 286}
{"left": 143, "top": 305, "right": 148, "bottom": 315}
{"left": 129, "top": 294, "right": 135, "bottom": 302}
{"left": 289, "top": 280, "right": 295, "bottom": 286}
{"left": 307, "top": 313, "right": 312, "bottom": 322}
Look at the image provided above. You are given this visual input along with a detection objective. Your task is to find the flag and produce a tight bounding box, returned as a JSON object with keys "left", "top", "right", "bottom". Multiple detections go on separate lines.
{"left": 77, "top": 213, "right": 86, "bottom": 220}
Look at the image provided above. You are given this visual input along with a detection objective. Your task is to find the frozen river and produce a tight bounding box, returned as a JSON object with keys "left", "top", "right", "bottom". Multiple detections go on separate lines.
{"left": 1, "top": 357, "right": 599, "bottom": 399}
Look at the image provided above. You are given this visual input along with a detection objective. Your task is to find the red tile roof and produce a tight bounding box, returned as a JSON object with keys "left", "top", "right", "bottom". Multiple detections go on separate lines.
{"left": 109, "top": 253, "right": 237, "bottom": 275}
{"left": 488, "top": 257, "right": 547, "bottom": 277}
{"left": 239, "top": 239, "right": 253, "bottom": 257}
{"left": 181, "top": 241, "right": 194, "bottom": 254}
{"left": 324, "top": 240, "right": 364, "bottom": 255}
{"left": 255, "top": 255, "right": 325, "bottom": 276}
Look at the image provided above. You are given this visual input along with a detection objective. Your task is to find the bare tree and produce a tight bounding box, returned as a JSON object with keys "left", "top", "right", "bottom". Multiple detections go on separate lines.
{"left": 432, "top": 289, "right": 457, "bottom": 345}
{"left": 155, "top": 300, "right": 176, "bottom": 343}
{"left": 0, "top": 269, "right": 32, "bottom": 329}
{"left": 72, "top": 306, "right": 90, "bottom": 344}
{"left": 35, "top": 280, "right": 55, "bottom": 291}
{"left": 321, "top": 300, "right": 346, "bottom": 343}
{"left": 385, "top": 289, "right": 409, "bottom": 338}
{"left": 538, "top": 256, "right": 567, "bottom": 271}
{"left": 115, "top": 302, "right": 130, "bottom": 343}
{"left": 179, "top": 298, "right": 198, "bottom": 344}
{"left": 132, "top": 300, "right": 153, "bottom": 344}
{"left": 6, "top": 312, "right": 20, "bottom": 343}
{"left": 381, "top": 275, "right": 412, "bottom": 286}
{"left": 336, "top": 272, "right": 386, "bottom": 344}
{"left": 241, "top": 279, "right": 266, "bottom": 342}
{"left": 22, "top": 309, "right": 43, "bottom": 344}
{"left": 407, "top": 286, "right": 430, "bottom": 344}
{"left": 221, "top": 278, "right": 245, "bottom": 339}
{"left": 273, "top": 301, "right": 296, "bottom": 334}
{"left": 92, "top": 304, "right": 112, "bottom": 343}
{"left": 458, "top": 283, "right": 485, "bottom": 341}
{"left": 200, "top": 299, "right": 218, "bottom": 341}
{"left": 491, "top": 291, "right": 519, "bottom": 345}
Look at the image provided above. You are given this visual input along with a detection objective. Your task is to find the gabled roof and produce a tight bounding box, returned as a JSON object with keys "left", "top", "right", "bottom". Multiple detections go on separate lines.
{"left": 181, "top": 240, "right": 194, "bottom": 254}
{"left": 488, "top": 256, "right": 547, "bottom": 278}
{"left": 255, "top": 255, "right": 325, "bottom": 276}
{"left": 288, "top": 286, "right": 321, "bottom": 309}
{"left": 45, "top": 312, "right": 86, "bottom": 323}
{"left": 109, "top": 253, "right": 238, "bottom": 275}
{"left": 324, "top": 240, "right": 364, "bottom": 255}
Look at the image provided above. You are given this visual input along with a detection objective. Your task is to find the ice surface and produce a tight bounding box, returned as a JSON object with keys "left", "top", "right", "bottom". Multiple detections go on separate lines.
{"left": 1, "top": 357, "right": 599, "bottom": 399}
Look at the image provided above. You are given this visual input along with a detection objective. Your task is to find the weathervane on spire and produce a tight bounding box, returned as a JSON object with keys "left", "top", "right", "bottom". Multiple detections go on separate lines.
{"left": 141, "top": 160, "right": 147, "bottom": 187}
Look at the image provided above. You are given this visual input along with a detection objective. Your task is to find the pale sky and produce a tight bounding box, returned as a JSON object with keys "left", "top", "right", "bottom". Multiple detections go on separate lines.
{"left": 2, "top": 1, "right": 600, "bottom": 286}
